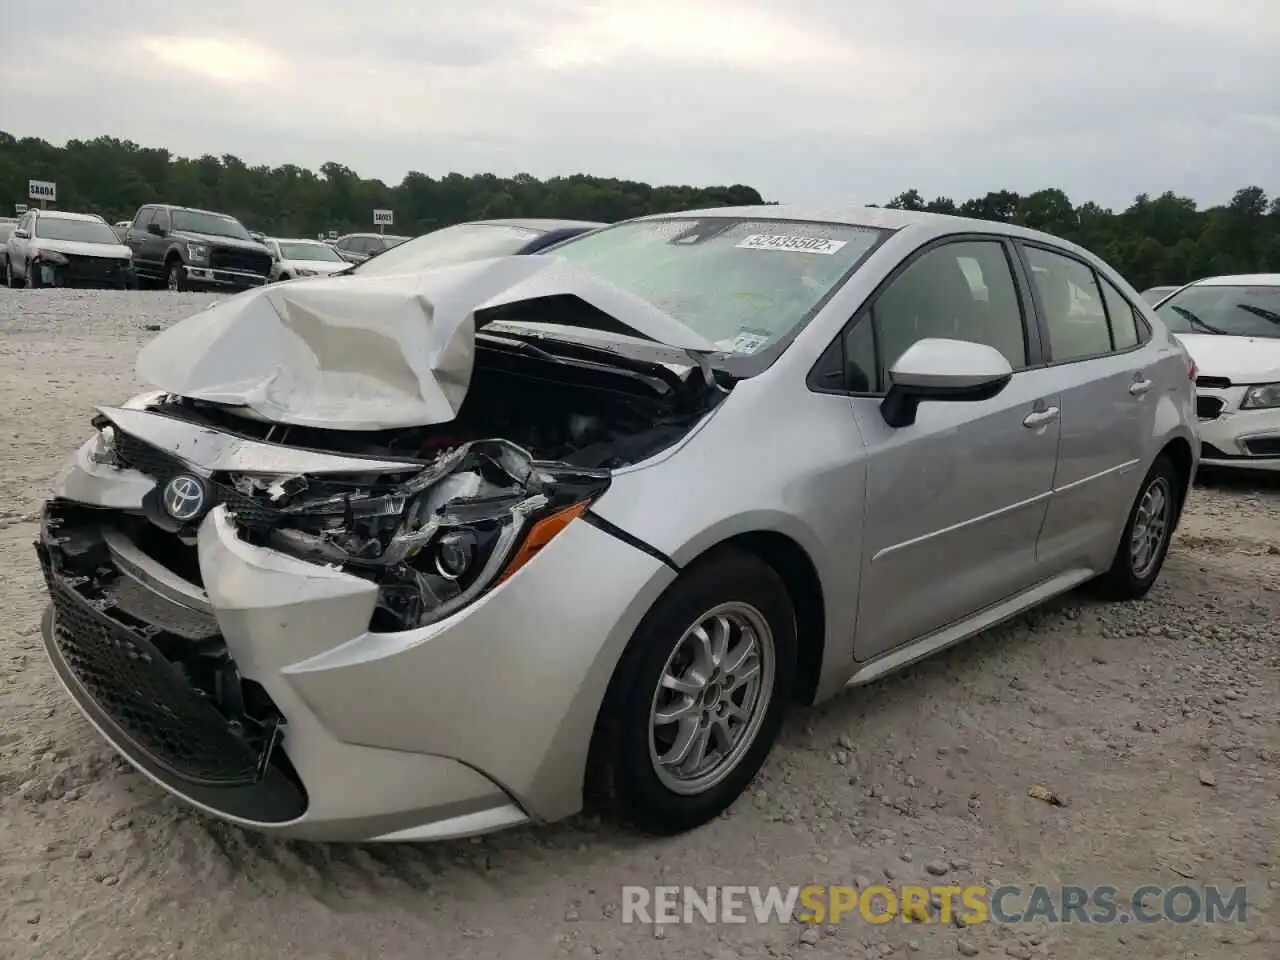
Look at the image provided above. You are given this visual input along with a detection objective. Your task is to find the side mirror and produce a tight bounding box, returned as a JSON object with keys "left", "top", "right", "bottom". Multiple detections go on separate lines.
{"left": 880, "top": 338, "right": 1013, "bottom": 428}
{"left": 146, "top": 222, "right": 165, "bottom": 236}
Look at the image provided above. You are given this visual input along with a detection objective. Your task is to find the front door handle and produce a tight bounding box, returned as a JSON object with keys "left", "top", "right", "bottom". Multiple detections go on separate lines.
{"left": 1130, "top": 378, "right": 1153, "bottom": 396}
{"left": 1023, "top": 406, "right": 1060, "bottom": 428}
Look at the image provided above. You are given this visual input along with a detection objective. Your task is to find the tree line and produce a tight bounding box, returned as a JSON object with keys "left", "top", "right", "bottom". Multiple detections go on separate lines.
{"left": 1, "top": 131, "right": 1277, "bottom": 290}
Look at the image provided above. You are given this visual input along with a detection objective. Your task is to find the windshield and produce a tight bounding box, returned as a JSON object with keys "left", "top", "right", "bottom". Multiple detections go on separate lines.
{"left": 278, "top": 241, "right": 344, "bottom": 262}
{"left": 544, "top": 217, "right": 887, "bottom": 353}
{"left": 1156, "top": 284, "right": 1280, "bottom": 338}
{"left": 36, "top": 217, "right": 120, "bottom": 244}
{"left": 171, "top": 210, "right": 253, "bottom": 240}
{"left": 352, "top": 223, "right": 541, "bottom": 276}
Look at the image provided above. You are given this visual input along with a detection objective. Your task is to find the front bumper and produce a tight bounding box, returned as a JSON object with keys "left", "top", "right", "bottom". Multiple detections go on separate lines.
{"left": 183, "top": 265, "right": 268, "bottom": 289}
{"left": 1195, "top": 386, "right": 1280, "bottom": 471}
{"left": 38, "top": 255, "right": 133, "bottom": 288}
{"left": 37, "top": 436, "right": 672, "bottom": 841}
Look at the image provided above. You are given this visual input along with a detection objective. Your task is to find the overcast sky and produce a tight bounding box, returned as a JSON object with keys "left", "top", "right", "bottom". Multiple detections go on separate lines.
{"left": 3, "top": 0, "right": 1278, "bottom": 209}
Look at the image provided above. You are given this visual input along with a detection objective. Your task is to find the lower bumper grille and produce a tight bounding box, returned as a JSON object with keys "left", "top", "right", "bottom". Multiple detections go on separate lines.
{"left": 1196, "top": 396, "right": 1225, "bottom": 420}
{"left": 55, "top": 256, "right": 129, "bottom": 287}
{"left": 37, "top": 537, "right": 275, "bottom": 787}
{"left": 1242, "top": 437, "right": 1280, "bottom": 457}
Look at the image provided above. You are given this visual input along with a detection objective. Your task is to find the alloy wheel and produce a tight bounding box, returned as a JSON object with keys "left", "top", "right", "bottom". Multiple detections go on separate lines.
{"left": 1129, "top": 476, "right": 1171, "bottom": 579}
{"left": 648, "top": 601, "right": 775, "bottom": 796}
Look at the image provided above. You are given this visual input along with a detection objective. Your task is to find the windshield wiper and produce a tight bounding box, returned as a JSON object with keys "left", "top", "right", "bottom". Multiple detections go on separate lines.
{"left": 1235, "top": 302, "right": 1280, "bottom": 327}
{"left": 1169, "top": 305, "right": 1230, "bottom": 336}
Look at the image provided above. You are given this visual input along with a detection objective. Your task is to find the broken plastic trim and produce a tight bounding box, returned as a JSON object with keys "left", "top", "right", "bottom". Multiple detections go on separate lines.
{"left": 245, "top": 438, "right": 610, "bottom": 630}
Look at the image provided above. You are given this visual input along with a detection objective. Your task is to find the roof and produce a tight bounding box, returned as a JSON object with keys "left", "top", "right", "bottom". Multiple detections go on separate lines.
{"left": 34, "top": 210, "right": 107, "bottom": 223}
{"left": 473, "top": 218, "right": 605, "bottom": 230}
{"left": 627, "top": 203, "right": 1092, "bottom": 247}
{"left": 152, "top": 204, "right": 238, "bottom": 218}
{"left": 1192, "top": 274, "right": 1280, "bottom": 287}
{"left": 265, "top": 237, "right": 332, "bottom": 244}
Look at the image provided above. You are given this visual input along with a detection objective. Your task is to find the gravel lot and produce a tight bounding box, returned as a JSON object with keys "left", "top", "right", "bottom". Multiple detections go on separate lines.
{"left": 0, "top": 290, "right": 1276, "bottom": 960}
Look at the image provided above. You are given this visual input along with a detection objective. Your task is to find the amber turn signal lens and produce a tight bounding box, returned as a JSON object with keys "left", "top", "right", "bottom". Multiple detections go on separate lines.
{"left": 494, "top": 500, "right": 592, "bottom": 586}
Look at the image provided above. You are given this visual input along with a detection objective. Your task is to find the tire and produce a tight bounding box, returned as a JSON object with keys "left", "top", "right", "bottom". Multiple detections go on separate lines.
{"left": 26, "top": 260, "right": 41, "bottom": 289}
{"left": 165, "top": 259, "right": 188, "bottom": 292}
{"left": 2, "top": 258, "right": 12, "bottom": 288}
{"left": 586, "top": 547, "right": 797, "bottom": 834}
{"left": 1092, "top": 454, "right": 1180, "bottom": 600}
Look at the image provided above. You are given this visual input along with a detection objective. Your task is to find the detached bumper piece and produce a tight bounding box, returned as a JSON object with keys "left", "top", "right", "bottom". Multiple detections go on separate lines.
{"left": 36, "top": 502, "right": 308, "bottom": 823}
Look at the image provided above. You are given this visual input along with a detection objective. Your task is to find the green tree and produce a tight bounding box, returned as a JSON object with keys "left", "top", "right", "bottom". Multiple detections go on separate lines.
{"left": 2, "top": 129, "right": 1276, "bottom": 288}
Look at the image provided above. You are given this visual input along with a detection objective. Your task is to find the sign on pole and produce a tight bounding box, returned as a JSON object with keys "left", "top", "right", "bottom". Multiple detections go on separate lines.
{"left": 28, "top": 180, "right": 57, "bottom": 205}
{"left": 373, "top": 209, "right": 393, "bottom": 234}
{"left": 14, "top": 203, "right": 28, "bottom": 215}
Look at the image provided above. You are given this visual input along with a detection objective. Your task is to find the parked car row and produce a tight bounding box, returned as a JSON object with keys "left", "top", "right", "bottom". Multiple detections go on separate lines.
{"left": 2, "top": 201, "right": 606, "bottom": 291}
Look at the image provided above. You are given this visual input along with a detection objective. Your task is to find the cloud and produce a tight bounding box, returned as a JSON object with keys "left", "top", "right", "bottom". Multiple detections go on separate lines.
{"left": 0, "top": 0, "right": 1276, "bottom": 208}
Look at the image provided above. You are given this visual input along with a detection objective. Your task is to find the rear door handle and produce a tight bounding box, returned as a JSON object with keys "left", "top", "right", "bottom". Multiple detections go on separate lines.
{"left": 1023, "top": 406, "right": 1060, "bottom": 428}
{"left": 1130, "top": 378, "right": 1153, "bottom": 396}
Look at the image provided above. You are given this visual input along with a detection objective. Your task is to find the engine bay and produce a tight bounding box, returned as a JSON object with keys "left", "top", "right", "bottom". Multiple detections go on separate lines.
{"left": 152, "top": 333, "right": 725, "bottom": 470}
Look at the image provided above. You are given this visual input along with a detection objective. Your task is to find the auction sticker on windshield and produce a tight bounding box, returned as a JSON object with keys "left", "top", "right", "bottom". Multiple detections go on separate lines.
{"left": 736, "top": 234, "right": 848, "bottom": 255}
{"left": 730, "top": 329, "right": 771, "bottom": 354}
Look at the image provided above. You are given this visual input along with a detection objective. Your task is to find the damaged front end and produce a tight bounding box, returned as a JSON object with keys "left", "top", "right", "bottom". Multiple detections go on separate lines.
{"left": 226, "top": 438, "right": 611, "bottom": 631}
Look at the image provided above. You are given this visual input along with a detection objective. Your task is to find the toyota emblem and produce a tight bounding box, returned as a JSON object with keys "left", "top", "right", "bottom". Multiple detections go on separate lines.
{"left": 162, "top": 474, "right": 208, "bottom": 523}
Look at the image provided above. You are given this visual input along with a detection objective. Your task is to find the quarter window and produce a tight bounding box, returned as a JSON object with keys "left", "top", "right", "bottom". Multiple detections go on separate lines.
{"left": 1098, "top": 276, "right": 1141, "bottom": 350}
{"left": 872, "top": 240, "right": 1028, "bottom": 386}
{"left": 1025, "top": 247, "right": 1112, "bottom": 361}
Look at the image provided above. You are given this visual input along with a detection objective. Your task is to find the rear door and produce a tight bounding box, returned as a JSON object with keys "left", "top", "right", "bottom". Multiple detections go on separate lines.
{"left": 843, "top": 236, "right": 1064, "bottom": 660}
{"left": 1017, "top": 243, "right": 1158, "bottom": 569}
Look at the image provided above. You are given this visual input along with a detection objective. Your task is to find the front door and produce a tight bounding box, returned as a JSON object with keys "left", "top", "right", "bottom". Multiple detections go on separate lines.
{"left": 849, "top": 237, "right": 1062, "bottom": 660}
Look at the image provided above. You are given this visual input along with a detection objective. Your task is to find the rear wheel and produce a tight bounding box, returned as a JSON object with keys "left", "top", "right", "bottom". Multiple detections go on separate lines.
{"left": 1092, "top": 454, "right": 1180, "bottom": 600}
{"left": 586, "top": 548, "right": 796, "bottom": 834}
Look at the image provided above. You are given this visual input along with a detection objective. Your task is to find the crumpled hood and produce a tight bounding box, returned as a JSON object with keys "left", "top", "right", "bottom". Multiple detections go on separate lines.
{"left": 1175, "top": 332, "right": 1280, "bottom": 383}
{"left": 136, "top": 254, "right": 719, "bottom": 430}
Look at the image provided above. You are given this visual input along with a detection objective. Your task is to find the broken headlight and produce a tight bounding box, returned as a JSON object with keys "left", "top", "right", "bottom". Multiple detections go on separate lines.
{"left": 246, "top": 440, "right": 610, "bottom": 630}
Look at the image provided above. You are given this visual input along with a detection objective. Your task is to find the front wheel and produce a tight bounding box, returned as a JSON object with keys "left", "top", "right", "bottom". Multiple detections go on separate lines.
{"left": 25, "top": 260, "right": 41, "bottom": 288}
{"left": 166, "top": 259, "right": 188, "bottom": 292}
{"left": 586, "top": 548, "right": 796, "bottom": 834}
{"left": 1092, "top": 454, "right": 1180, "bottom": 600}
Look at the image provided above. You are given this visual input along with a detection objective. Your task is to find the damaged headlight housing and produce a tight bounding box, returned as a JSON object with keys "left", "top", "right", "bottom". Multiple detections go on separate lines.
{"left": 1240, "top": 383, "right": 1280, "bottom": 410}
{"left": 238, "top": 439, "right": 610, "bottom": 631}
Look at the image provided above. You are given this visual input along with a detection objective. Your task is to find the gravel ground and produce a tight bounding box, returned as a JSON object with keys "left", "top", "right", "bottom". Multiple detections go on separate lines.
{"left": 0, "top": 289, "right": 1276, "bottom": 960}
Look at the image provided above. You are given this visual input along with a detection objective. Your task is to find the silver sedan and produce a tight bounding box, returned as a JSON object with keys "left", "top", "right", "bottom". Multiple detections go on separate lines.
{"left": 36, "top": 205, "right": 1197, "bottom": 842}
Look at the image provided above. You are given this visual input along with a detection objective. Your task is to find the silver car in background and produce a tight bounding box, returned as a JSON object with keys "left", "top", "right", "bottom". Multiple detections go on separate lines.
{"left": 37, "top": 206, "right": 1197, "bottom": 842}
{"left": 263, "top": 237, "right": 352, "bottom": 281}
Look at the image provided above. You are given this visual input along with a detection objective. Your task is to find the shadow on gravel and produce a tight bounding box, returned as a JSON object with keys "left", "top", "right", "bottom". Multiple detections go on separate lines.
{"left": 1195, "top": 465, "right": 1280, "bottom": 494}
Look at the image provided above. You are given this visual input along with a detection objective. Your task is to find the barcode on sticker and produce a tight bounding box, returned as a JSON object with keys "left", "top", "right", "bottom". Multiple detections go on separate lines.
{"left": 736, "top": 234, "right": 847, "bottom": 255}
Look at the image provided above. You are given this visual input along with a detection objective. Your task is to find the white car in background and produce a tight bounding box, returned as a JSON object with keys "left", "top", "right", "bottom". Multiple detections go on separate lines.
{"left": 1153, "top": 274, "right": 1280, "bottom": 470}
{"left": 5, "top": 210, "right": 135, "bottom": 289}
{"left": 264, "top": 237, "right": 352, "bottom": 282}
